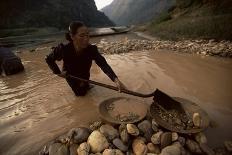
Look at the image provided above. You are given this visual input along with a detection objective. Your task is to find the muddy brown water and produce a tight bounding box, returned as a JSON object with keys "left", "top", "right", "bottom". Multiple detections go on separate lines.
{"left": 0, "top": 33, "right": 232, "bottom": 155}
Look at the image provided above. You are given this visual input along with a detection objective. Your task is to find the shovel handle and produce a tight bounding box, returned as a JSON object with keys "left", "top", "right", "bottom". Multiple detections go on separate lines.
{"left": 68, "top": 75, "right": 155, "bottom": 98}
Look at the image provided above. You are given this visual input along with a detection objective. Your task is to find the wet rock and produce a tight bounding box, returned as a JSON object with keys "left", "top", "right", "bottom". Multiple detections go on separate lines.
{"left": 199, "top": 143, "right": 215, "bottom": 155}
{"left": 77, "top": 142, "right": 90, "bottom": 155}
{"left": 87, "top": 130, "right": 109, "bottom": 153}
{"left": 132, "top": 138, "right": 148, "bottom": 155}
{"left": 151, "top": 131, "right": 163, "bottom": 145}
{"left": 186, "top": 139, "right": 202, "bottom": 154}
{"left": 192, "top": 113, "right": 202, "bottom": 127}
{"left": 160, "top": 132, "right": 172, "bottom": 149}
{"left": 151, "top": 119, "right": 159, "bottom": 132}
{"left": 120, "top": 128, "right": 129, "bottom": 144}
{"left": 69, "top": 144, "right": 79, "bottom": 155}
{"left": 224, "top": 140, "right": 232, "bottom": 152}
{"left": 160, "top": 145, "right": 181, "bottom": 155}
{"left": 67, "top": 127, "right": 90, "bottom": 144}
{"left": 100, "top": 124, "right": 119, "bottom": 141}
{"left": 147, "top": 143, "right": 160, "bottom": 154}
{"left": 49, "top": 143, "right": 69, "bottom": 155}
{"left": 90, "top": 121, "right": 103, "bottom": 131}
{"left": 194, "top": 132, "right": 207, "bottom": 144}
{"left": 102, "top": 149, "right": 124, "bottom": 155}
{"left": 126, "top": 124, "right": 140, "bottom": 136}
{"left": 113, "top": 138, "right": 128, "bottom": 152}
{"left": 172, "top": 132, "right": 178, "bottom": 142}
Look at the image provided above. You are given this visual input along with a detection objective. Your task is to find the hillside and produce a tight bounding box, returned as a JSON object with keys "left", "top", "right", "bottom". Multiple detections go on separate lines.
{"left": 148, "top": 0, "right": 232, "bottom": 40}
{"left": 0, "top": 0, "right": 114, "bottom": 29}
{"left": 102, "top": 0, "right": 175, "bottom": 25}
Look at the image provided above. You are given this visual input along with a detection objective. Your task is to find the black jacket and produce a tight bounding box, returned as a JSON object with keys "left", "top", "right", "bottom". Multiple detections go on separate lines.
{"left": 45, "top": 43, "right": 117, "bottom": 81}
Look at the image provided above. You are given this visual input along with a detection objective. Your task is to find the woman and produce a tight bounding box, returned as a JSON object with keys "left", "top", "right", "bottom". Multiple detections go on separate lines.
{"left": 45, "top": 21, "right": 126, "bottom": 96}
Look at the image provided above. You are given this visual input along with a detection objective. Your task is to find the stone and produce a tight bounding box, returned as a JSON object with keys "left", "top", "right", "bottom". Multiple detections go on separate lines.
{"left": 186, "top": 139, "right": 202, "bottom": 154}
{"left": 192, "top": 113, "right": 202, "bottom": 127}
{"left": 160, "top": 145, "right": 181, "bottom": 155}
{"left": 224, "top": 140, "right": 232, "bottom": 152}
{"left": 119, "top": 124, "right": 127, "bottom": 133}
{"left": 77, "top": 142, "right": 90, "bottom": 155}
{"left": 69, "top": 144, "right": 79, "bottom": 155}
{"left": 160, "top": 132, "right": 172, "bottom": 149}
{"left": 100, "top": 124, "right": 119, "bottom": 141}
{"left": 87, "top": 130, "right": 109, "bottom": 153}
{"left": 199, "top": 143, "right": 215, "bottom": 155}
{"left": 126, "top": 124, "right": 140, "bottom": 136}
{"left": 102, "top": 149, "right": 124, "bottom": 155}
{"left": 67, "top": 127, "right": 91, "bottom": 144}
{"left": 90, "top": 121, "right": 102, "bottom": 131}
{"left": 172, "top": 132, "right": 178, "bottom": 142}
{"left": 151, "top": 131, "right": 163, "bottom": 145}
{"left": 147, "top": 143, "right": 160, "bottom": 154}
{"left": 178, "top": 137, "right": 185, "bottom": 146}
{"left": 132, "top": 138, "right": 148, "bottom": 155}
{"left": 120, "top": 129, "right": 129, "bottom": 144}
{"left": 49, "top": 143, "right": 69, "bottom": 155}
{"left": 113, "top": 138, "right": 128, "bottom": 152}
{"left": 137, "top": 120, "right": 152, "bottom": 134}
{"left": 194, "top": 132, "right": 207, "bottom": 144}
{"left": 151, "top": 119, "right": 159, "bottom": 132}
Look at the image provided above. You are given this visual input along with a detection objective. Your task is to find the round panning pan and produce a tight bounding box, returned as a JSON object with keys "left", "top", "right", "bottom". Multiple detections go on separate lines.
{"left": 150, "top": 97, "right": 210, "bottom": 134}
{"left": 99, "top": 97, "right": 148, "bottom": 124}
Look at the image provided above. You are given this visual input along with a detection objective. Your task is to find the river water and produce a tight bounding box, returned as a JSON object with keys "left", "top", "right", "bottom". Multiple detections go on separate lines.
{"left": 0, "top": 33, "right": 232, "bottom": 155}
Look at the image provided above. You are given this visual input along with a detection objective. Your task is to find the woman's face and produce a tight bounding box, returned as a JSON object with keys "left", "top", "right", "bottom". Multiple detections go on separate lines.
{"left": 71, "top": 26, "right": 90, "bottom": 49}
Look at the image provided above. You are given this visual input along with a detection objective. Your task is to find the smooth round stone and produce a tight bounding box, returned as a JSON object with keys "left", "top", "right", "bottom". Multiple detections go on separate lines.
{"left": 72, "top": 127, "right": 91, "bottom": 144}
{"left": 120, "top": 129, "right": 129, "bottom": 144}
{"left": 192, "top": 113, "right": 202, "bottom": 127}
{"left": 102, "top": 149, "right": 124, "bottom": 155}
{"left": 194, "top": 132, "right": 207, "bottom": 144}
{"left": 132, "top": 138, "right": 148, "bottom": 155}
{"left": 113, "top": 138, "right": 128, "bottom": 152}
{"left": 87, "top": 130, "right": 109, "bottom": 153}
{"left": 100, "top": 124, "right": 119, "bottom": 141}
{"left": 151, "top": 131, "right": 163, "bottom": 145}
{"left": 49, "top": 143, "right": 69, "bottom": 155}
{"left": 160, "top": 132, "right": 172, "bottom": 149}
{"left": 172, "top": 132, "right": 178, "bottom": 142}
{"left": 138, "top": 120, "right": 152, "bottom": 134}
{"left": 160, "top": 145, "right": 181, "bottom": 155}
{"left": 77, "top": 142, "right": 90, "bottom": 155}
{"left": 147, "top": 143, "right": 160, "bottom": 154}
{"left": 126, "top": 124, "right": 140, "bottom": 136}
{"left": 186, "top": 139, "right": 202, "bottom": 154}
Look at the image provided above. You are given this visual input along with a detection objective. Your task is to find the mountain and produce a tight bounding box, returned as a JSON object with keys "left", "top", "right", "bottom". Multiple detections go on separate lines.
{"left": 0, "top": 0, "right": 114, "bottom": 29}
{"left": 102, "top": 0, "right": 175, "bottom": 25}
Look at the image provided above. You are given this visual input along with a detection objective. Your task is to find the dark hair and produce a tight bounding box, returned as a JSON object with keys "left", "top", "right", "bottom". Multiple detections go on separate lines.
{"left": 65, "top": 21, "right": 85, "bottom": 42}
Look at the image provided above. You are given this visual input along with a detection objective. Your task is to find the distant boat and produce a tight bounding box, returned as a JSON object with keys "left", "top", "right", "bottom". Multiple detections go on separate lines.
{"left": 0, "top": 47, "right": 24, "bottom": 75}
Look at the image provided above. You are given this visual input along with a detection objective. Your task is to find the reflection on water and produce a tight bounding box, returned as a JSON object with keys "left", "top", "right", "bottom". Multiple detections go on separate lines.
{"left": 0, "top": 41, "right": 232, "bottom": 154}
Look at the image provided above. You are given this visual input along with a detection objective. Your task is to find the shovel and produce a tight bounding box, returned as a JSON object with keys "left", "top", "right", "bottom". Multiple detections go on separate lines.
{"left": 68, "top": 74, "right": 186, "bottom": 114}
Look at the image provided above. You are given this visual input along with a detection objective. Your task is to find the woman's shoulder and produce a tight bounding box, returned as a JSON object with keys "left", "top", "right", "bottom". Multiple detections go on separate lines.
{"left": 87, "top": 44, "right": 98, "bottom": 50}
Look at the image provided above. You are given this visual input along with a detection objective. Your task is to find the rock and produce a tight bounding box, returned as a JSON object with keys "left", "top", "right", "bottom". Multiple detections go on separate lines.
{"left": 147, "top": 143, "right": 160, "bottom": 154}
{"left": 151, "top": 131, "right": 163, "bottom": 145}
{"left": 119, "top": 124, "right": 127, "bottom": 133}
{"left": 151, "top": 119, "right": 159, "bottom": 132}
{"left": 77, "top": 142, "right": 90, "bottom": 155}
{"left": 69, "top": 144, "right": 79, "bottom": 155}
{"left": 172, "top": 132, "right": 178, "bottom": 142}
{"left": 138, "top": 120, "right": 153, "bottom": 142}
{"left": 113, "top": 138, "right": 128, "bottom": 152}
{"left": 199, "top": 143, "right": 215, "bottom": 155}
{"left": 120, "top": 128, "right": 129, "bottom": 144}
{"left": 160, "top": 132, "right": 172, "bottom": 149}
{"left": 160, "top": 145, "right": 181, "bottom": 155}
{"left": 132, "top": 138, "right": 148, "bottom": 155}
{"left": 67, "top": 127, "right": 91, "bottom": 144}
{"left": 102, "top": 149, "right": 124, "bottom": 155}
{"left": 126, "top": 124, "right": 140, "bottom": 136}
{"left": 194, "top": 132, "right": 207, "bottom": 144}
{"left": 49, "top": 143, "right": 69, "bottom": 155}
{"left": 87, "top": 130, "right": 109, "bottom": 153}
{"left": 178, "top": 137, "right": 185, "bottom": 146}
{"left": 224, "top": 140, "right": 232, "bottom": 152}
{"left": 186, "top": 139, "right": 202, "bottom": 154}
{"left": 192, "top": 113, "right": 202, "bottom": 127}
{"left": 90, "top": 121, "right": 103, "bottom": 131}
{"left": 39, "top": 145, "right": 49, "bottom": 155}
{"left": 100, "top": 124, "right": 119, "bottom": 141}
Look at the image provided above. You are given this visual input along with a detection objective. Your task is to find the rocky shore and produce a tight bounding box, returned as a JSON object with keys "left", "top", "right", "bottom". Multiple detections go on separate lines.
{"left": 96, "top": 38, "right": 232, "bottom": 58}
{"left": 39, "top": 116, "right": 232, "bottom": 155}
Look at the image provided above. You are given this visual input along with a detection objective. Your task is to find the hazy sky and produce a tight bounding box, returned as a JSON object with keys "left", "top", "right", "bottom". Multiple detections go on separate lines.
{"left": 95, "top": 0, "right": 114, "bottom": 10}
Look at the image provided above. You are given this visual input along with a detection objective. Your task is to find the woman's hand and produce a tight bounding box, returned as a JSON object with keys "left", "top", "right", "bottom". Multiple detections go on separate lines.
{"left": 114, "top": 78, "right": 127, "bottom": 92}
{"left": 57, "top": 71, "right": 67, "bottom": 78}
